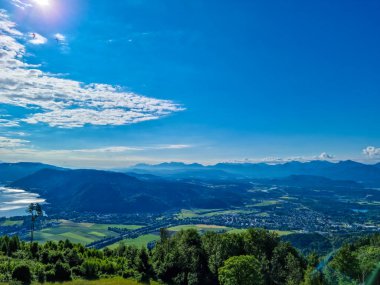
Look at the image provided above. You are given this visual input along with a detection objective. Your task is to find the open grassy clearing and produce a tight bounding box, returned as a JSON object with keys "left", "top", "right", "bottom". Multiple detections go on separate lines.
{"left": 175, "top": 208, "right": 222, "bottom": 219}
{"left": 228, "top": 228, "right": 294, "bottom": 236}
{"left": 255, "top": 212, "right": 270, "bottom": 217}
{"left": 168, "top": 224, "right": 230, "bottom": 232}
{"left": 252, "top": 200, "right": 282, "bottom": 207}
{"left": 34, "top": 220, "right": 142, "bottom": 245}
{"left": 0, "top": 219, "right": 23, "bottom": 226}
{"left": 176, "top": 208, "right": 260, "bottom": 219}
{"left": 108, "top": 234, "right": 160, "bottom": 249}
{"left": 279, "top": 196, "right": 298, "bottom": 200}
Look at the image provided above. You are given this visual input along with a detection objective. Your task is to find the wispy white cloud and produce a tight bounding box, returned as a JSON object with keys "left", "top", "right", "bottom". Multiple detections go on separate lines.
{"left": 0, "top": 143, "right": 192, "bottom": 168}
{"left": 0, "top": 118, "right": 20, "bottom": 127}
{"left": 53, "top": 33, "right": 70, "bottom": 53}
{"left": 10, "top": 0, "right": 32, "bottom": 9}
{"left": 0, "top": 136, "right": 29, "bottom": 148}
{"left": 0, "top": 10, "right": 184, "bottom": 128}
{"left": 363, "top": 146, "right": 380, "bottom": 157}
{"left": 28, "top": 32, "right": 47, "bottom": 45}
{"left": 54, "top": 33, "right": 65, "bottom": 41}
{"left": 56, "top": 146, "right": 144, "bottom": 154}
{"left": 66, "top": 144, "right": 192, "bottom": 153}
{"left": 234, "top": 152, "right": 336, "bottom": 164}
{"left": 155, "top": 144, "right": 191, "bottom": 150}
{"left": 11, "top": 144, "right": 192, "bottom": 155}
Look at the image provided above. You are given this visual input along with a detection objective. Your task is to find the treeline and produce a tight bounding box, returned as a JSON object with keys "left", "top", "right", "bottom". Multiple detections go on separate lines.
{"left": 0, "top": 229, "right": 378, "bottom": 285}
{"left": 326, "top": 233, "right": 380, "bottom": 284}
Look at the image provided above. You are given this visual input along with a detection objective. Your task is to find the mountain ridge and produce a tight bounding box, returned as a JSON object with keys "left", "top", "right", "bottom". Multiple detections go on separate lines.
{"left": 127, "top": 160, "right": 380, "bottom": 185}
{"left": 0, "top": 162, "right": 62, "bottom": 184}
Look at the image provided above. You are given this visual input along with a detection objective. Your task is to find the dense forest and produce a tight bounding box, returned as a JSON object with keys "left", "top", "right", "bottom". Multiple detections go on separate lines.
{"left": 0, "top": 229, "right": 378, "bottom": 285}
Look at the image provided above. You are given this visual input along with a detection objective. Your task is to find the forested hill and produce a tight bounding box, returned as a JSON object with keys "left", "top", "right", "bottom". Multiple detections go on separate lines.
{"left": 0, "top": 229, "right": 378, "bottom": 284}
{"left": 9, "top": 168, "right": 246, "bottom": 213}
{"left": 0, "top": 162, "right": 60, "bottom": 184}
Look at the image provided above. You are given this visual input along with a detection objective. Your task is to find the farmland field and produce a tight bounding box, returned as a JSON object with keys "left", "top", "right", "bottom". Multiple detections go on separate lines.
{"left": 175, "top": 208, "right": 222, "bottom": 219}
{"left": 168, "top": 224, "right": 229, "bottom": 232}
{"left": 108, "top": 234, "right": 160, "bottom": 249}
{"left": 0, "top": 219, "right": 23, "bottom": 226}
{"left": 33, "top": 220, "right": 142, "bottom": 244}
{"left": 228, "top": 228, "right": 294, "bottom": 236}
{"left": 175, "top": 208, "right": 259, "bottom": 219}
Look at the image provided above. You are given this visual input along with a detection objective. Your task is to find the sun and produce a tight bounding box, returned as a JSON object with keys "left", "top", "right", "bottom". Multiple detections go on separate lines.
{"left": 33, "top": 0, "right": 51, "bottom": 7}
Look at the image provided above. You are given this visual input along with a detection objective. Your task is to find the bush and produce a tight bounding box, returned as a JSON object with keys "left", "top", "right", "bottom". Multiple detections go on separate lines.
{"left": 71, "top": 265, "right": 83, "bottom": 277}
{"left": 12, "top": 264, "right": 32, "bottom": 284}
{"left": 35, "top": 265, "right": 46, "bottom": 283}
{"left": 45, "top": 270, "right": 56, "bottom": 282}
{"left": 54, "top": 262, "right": 72, "bottom": 281}
{"left": 122, "top": 268, "right": 138, "bottom": 279}
{"left": 81, "top": 259, "right": 99, "bottom": 279}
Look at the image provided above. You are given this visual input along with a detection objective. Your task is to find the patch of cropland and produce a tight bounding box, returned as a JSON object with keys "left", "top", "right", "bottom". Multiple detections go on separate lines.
{"left": 33, "top": 220, "right": 142, "bottom": 244}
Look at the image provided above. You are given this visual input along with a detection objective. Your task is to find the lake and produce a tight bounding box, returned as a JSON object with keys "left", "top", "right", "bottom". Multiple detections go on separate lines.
{"left": 0, "top": 187, "right": 45, "bottom": 217}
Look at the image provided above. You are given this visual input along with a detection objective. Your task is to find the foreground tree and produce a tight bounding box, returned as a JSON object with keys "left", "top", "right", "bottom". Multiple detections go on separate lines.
{"left": 27, "top": 203, "right": 43, "bottom": 243}
{"left": 271, "top": 242, "right": 305, "bottom": 284}
{"left": 152, "top": 229, "right": 211, "bottom": 284}
{"left": 218, "top": 255, "right": 263, "bottom": 285}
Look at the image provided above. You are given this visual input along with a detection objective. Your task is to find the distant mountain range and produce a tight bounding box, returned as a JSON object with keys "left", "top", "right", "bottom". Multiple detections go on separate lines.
{"left": 127, "top": 160, "right": 380, "bottom": 186}
{"left": 0, "top": 162, "right": 60, "bottom": 184}
{"left": 0, "top": 160, "right": 379, "bottom": 214}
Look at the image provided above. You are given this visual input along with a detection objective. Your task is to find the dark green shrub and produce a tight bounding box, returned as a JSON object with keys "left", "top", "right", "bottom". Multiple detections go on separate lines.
{"left": 45, "top": 270, "right": 55, "bottom": 282}
{"left": 12, "top": 264, "right": 32, "bottom": 284}
{"left": 54, "top": 262, "right": 72, "bottom": 281}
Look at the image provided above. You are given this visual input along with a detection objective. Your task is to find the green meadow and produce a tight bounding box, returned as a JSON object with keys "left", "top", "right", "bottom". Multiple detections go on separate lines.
{"left": 175, "top": 205, "right": 282, "bottom": 220}
{"left": 0, "top": 219, "right": 23, "bottom": 226}
{"left": 108, "top": 234, "right": 160, "bottom": 249}
{"left": 33, "top": 220, "right": 142, "bottom": 245}
{"left": 168, "top": 224, "right": 229, "bottom": 232}
{"left": 228, "top": 228, "right": 294, "bottom": 236}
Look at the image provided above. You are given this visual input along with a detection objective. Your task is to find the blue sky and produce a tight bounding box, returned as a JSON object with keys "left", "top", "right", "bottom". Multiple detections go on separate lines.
{"left": 0, "top": 0, "right": 380, "bottom": 167}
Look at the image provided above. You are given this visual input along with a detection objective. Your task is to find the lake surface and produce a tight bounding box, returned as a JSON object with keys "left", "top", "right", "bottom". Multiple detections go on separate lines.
{"left": 0, "top": 187, "right": 45, "bottom": 217}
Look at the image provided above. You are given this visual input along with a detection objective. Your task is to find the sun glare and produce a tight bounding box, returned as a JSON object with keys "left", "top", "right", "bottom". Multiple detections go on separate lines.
{"left": 33, "top": 0, "right": 51, "bottom": 7}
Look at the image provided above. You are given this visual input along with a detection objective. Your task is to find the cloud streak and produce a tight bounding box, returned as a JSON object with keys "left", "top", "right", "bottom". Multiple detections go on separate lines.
{"left": 10, "top": 0, "right": 32, "bottom": 9}
{"left": 0, "top": 136, "right": 29, "bottom": 148}
{"left": 0, "top": 142, "right": 193, "bottom": 168}
{"left": 0, "top": 10, "right": 184, "bottom": 128}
